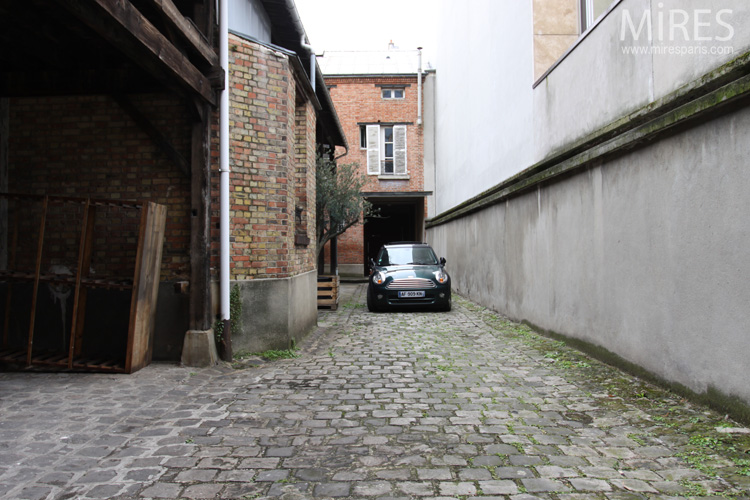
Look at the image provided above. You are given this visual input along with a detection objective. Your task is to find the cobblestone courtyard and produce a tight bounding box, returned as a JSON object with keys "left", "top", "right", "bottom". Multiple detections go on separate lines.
{"left": 1, "top": 284, "right": 749, "bottom": 500}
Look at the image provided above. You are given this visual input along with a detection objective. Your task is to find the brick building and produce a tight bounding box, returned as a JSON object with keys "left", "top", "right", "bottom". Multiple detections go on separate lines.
{"left": 0, "top": 0, "right": 345, "bottom": 371}
{"left": 320, "top": 47, "right": 432, "bottom": 277}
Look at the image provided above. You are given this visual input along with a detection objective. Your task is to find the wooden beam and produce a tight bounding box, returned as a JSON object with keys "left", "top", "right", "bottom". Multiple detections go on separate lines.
{"left": 113, "top": 94, "right": 190, "bottom": 176}
{"left": 145, "top": 0, "right": 218, "bottom": 69}
{"left": 54, "top": 0, "right": 217, "bottom": 106}
{"left": 1, "top": 69, "right": 158, "bottom": 97}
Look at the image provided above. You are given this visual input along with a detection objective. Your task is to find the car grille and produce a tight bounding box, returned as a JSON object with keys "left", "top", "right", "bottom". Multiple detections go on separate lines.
{"left": 386, "top": 278, "right": 436, "bottom": 290}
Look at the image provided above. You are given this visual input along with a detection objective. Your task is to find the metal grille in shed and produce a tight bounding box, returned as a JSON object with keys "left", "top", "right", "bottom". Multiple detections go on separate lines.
{"left": 0, "top": 194, "right": 166, "bottom": 373}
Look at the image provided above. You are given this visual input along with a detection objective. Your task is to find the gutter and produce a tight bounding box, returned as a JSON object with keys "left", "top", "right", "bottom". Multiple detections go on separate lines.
{"left": 281, "top": 0, "right": 348, "bottom": 151}
{"left": 417, "top": 47, "right": 423, "bottom": 126}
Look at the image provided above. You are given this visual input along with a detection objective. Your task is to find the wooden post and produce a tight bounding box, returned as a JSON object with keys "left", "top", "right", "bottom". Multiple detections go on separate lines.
{"left": 68, "top": 201, "right": 96, "bottom": 366}
{"left": 0, "top": 99, "right": 8, "bottom": 270}
{"left": 26, "top": 196, "right": 48, "bottom": 366}
{"left": 2, "top": 211, "right": 17, "bottom": 350}
{"left": 330, "top": 236, "right": 338, "bottom": 275}
{"left": 189, "top": 102, "right": 212, "bottom": 332}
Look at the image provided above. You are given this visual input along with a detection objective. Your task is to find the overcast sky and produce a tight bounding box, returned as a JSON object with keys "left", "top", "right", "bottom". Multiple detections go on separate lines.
{"left": 293, "top": 0, "right": 440, "bottom": 67}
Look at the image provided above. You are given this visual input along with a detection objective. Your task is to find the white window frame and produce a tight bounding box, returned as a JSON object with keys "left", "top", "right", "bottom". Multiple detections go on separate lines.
{"left": 580, "top": 0, "right": 616, "bottom": 33}
{"left": 580, "top": 0, "right": 595, "bottom": 32}
{"left": 366, "top": 124, "right": 407, "bottom": 176}
{"left": 381, "top": 88, "right": 405, "bottom": 100}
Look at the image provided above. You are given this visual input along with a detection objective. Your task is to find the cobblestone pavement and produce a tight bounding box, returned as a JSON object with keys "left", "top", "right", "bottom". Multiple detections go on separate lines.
{"left": 1, "top": 284, "right": 749, "bottom": 500}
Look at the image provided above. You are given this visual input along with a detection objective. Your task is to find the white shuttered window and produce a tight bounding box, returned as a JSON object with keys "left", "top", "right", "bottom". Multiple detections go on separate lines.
{"left": 366, "top": 125, "right": 381, "bottom": 175}
{"left": 365, "top": 124, "right": 408, "bottom": 176}
{"left": 393, "top": 125, "right": 407, "bottom": 175}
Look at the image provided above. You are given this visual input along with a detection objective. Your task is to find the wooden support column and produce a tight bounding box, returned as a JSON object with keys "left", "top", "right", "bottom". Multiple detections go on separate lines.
{"left": 330, "top": 237, "right": 338, "bottom": 275}
{"left": 0, "top": 98, "right": 7, "bottom": 270}
{"left": 189, "top": 103, "right": 212, "bottom": 331}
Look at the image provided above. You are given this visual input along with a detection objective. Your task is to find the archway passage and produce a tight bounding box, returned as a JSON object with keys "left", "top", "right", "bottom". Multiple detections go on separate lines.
{"left": 363, "top": 198, "right": 425, "bottom": 276}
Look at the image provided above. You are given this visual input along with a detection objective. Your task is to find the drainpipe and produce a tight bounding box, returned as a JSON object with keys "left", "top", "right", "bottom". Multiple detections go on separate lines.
{"left": 300, "top": 36, "right": 316, "bottom": 92}
{"left": 417, "top": 47, "right": 423, "bottom": 126}
{"left": 219, "top": 0, "right": 232, "bottom": 360}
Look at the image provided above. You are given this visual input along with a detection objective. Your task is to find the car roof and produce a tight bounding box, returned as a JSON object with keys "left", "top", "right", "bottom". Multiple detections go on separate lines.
{"left": 383, "top": 241, "right": 430, "bottom": 247}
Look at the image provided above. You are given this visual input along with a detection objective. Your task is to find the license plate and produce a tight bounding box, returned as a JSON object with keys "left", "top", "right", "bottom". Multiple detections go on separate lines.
{"left": 398, "top": 291, "right": 425, "bottom": 298}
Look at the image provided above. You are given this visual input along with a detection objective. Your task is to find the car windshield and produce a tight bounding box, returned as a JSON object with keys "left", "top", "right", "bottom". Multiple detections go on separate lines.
{"left": 376, "top": 246, "right": 438, "bottom": 266}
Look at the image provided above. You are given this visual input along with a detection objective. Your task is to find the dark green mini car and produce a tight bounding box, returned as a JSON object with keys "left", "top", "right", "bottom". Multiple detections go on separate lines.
{"left": 367, "top": 242, "right": 451, "bottom": 312}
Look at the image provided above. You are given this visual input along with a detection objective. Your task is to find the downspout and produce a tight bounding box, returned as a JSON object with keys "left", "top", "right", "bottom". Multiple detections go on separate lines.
{"left": 417, "top": 47, "right": 423, "bottom": 126}
{"left": 219, "top": 0, "right": 232, "bottom": 359}
{"left": 300, "top": 36, "right": 316, "bottom": 93}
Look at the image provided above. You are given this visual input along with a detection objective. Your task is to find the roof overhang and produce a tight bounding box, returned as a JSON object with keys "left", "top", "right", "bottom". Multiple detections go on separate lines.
{"left": 258, "top": 0, "right": 347, "bottom": 150}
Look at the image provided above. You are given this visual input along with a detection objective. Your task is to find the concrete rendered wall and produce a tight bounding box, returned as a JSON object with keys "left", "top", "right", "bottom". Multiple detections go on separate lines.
{"left": 234, "top": 270, "right": 318, "bottom": 354}
{"left": 428, "top": 0, "right": 750, "bottom": 412}
{"left": 432, "top": 107, "right": 750, "bottom": 405}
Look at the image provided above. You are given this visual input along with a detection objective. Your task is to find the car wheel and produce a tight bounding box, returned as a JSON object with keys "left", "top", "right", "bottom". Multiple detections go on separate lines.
{"left": 366, "top": 288, "right": 379, "bottom": 312}
{"left": 441, "top": 295, "right": 452, "bottom": 312}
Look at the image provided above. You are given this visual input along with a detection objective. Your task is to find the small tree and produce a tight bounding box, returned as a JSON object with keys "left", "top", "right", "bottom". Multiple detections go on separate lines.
{"left": 316, "top": 155, "right": 374, "bottom": 259}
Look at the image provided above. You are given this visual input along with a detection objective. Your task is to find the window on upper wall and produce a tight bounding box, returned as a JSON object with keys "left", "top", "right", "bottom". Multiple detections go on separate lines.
{"left": 381, "top": 88, "right": 405, "bottom": 100}
{"left": 365, "top": 124, "right": 407, "bottom": 176}
{"left": 580, "top": 0, "right": 616, "bottom": 32}
{"left": 228, "top": 0, "right": 272, "bottom": 43}
{"left": 532, "top": 0, "right": 617, "bottom": 81}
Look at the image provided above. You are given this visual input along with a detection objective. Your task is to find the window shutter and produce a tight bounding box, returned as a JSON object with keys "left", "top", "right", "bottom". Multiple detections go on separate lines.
{"left": 366, "top": 125, "right": 380, "bottom": 175}
{"left": 394, "top": 125, "right": 407, "bottom": 175}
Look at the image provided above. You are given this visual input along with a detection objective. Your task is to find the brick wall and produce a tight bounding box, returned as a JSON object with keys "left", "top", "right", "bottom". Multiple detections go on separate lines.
{"left": 7, "top": 38, "right": 320, "bottom": 285}
{"left": 8, "top": 94, "right": 192, "bottom": 281}
{"left": 324, "top": 75, "right": 425, "bottom": 267}
{"left": 212, "top": 34, "right": 317, "bottom": 280}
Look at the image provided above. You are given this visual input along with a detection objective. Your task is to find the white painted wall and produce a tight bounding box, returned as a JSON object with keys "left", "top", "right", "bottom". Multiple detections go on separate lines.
{"left": 429, "top": 0, "right": 750, "bottom": 409}
{"left": 433, "top": 0, "right": 535, "bottom": 214}
{"left": 434, "top": 0, "right": 750, "bottom": 192}
{"left": 535, "top": 0, "right": 750, "bottom": 159}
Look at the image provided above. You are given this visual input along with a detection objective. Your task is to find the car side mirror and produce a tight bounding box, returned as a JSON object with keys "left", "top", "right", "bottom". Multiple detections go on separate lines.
{"left": 369, "top": 258, "right": 377, "bottom": 270}
{"left": 440, "top": 257, "right": 447, "bottom": 266}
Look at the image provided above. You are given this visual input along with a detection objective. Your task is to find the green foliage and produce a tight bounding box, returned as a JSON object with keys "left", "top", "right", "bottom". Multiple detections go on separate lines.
{"left": 215, "top": 284, "right": 242, "bottom": 344}
{"left": 315, "top": 155, "right": 375, "bottom": 257}
{"left": 252, "top": 348, "right": 299, "bottom": 361}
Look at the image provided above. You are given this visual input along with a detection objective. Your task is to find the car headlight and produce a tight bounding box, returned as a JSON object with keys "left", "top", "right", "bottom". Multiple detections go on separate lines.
{"left": 434, "top": 269, "right": 448, "bottom": 284}
{"left": 372, "top": 271, "right": 386, "bottom": 285}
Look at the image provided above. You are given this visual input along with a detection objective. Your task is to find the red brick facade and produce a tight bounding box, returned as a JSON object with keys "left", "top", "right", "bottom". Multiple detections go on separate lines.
{"left": 324, "top": 74, "right": 426, "bottom": 270}
{"left": 213, "top": 34, "right": 317, "bottom": 281}
{"left": 7, "top": 36, "right": 319, "bottom": 285}
{"left": 8, "top": 94, "right": 192, "bottom": 281}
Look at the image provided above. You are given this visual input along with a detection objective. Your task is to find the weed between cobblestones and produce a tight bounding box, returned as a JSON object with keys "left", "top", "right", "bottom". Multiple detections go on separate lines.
{"left": 6, "top": 284, "right": 749, "bottom": 499}
{"left": 456, "top": 294, "right": 750, "bottom": 497}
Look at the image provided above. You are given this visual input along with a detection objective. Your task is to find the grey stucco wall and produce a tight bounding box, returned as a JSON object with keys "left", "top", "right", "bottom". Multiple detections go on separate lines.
{"left": 152, "top": 271, "right": 317, "bottom": 361}
{"left": 429, "top": 105, "right": 750, "bottom": 407}
{"left": 235, "top": 270, "right": 318, "bottom": 353}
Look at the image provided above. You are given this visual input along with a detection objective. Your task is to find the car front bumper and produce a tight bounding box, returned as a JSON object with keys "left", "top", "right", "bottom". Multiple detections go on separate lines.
{"left": 370, "top": 286, "right": 451, "bottom": 309}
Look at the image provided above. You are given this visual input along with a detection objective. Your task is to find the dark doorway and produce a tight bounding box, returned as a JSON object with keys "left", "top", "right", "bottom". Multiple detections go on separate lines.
{"left": 363, "top": 199, "right": 423, "bottom": 275}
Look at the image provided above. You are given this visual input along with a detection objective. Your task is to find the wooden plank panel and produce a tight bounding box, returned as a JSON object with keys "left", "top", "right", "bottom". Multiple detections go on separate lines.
{"left": 126, "top": 202, "right": 166, "bottom": 373}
